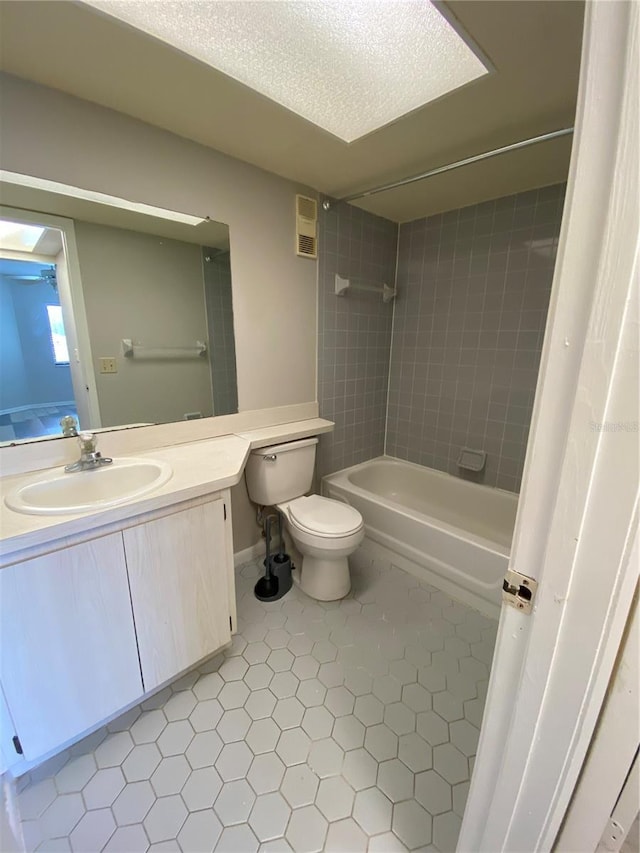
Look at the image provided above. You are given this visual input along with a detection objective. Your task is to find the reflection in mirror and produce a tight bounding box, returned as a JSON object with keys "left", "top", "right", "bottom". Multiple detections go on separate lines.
{"left": 0, "top": 183, "right": 238, "bottom": 446}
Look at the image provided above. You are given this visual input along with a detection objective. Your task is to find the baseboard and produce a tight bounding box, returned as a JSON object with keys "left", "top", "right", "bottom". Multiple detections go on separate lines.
{"left": 233, "top": 541, "right": 264, "bottom": 568}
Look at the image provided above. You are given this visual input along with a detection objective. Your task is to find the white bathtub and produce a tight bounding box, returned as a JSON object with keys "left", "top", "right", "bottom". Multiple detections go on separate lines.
{"left": 322, "top": 457, "right": 518, "bottom": 618}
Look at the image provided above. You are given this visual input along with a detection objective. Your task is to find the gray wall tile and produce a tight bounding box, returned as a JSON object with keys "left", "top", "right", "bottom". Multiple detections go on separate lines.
{"left": 202, "top": 248, "right": 239, "bottom": 416}
{"left": 317, "top": 205, "right": 397, "bottom": 477}
{"left": 387, "top": 184, "right": 565, "bottom": 492}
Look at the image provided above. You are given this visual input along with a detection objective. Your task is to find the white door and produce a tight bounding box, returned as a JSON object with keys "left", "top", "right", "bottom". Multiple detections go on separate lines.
{"left": 556, "top": 590, "right": 639, "bottom": 851}
{"left": 123, "top": 499, "right": 231, "bottom": 692}
{"left": 0, "top": 534, "right": 143, "bottom": 760}
{"left": 459, "top": 2, "right": 639, "bottom": 849}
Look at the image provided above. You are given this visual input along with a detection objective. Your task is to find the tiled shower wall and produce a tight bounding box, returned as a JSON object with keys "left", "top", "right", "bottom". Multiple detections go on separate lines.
{"left": 202, "top": 249, "right": 239, "bottom": 417}
{"left": 386, "top": 184, "right": 565, "bottom": 492}
{"left": 317, "top": 205, "right": 397, "bottom": 477}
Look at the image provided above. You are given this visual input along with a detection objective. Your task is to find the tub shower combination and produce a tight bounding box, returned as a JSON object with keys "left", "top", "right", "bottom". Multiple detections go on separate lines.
{"left": 323, "top": 457, "right": 518, "bottom": 619}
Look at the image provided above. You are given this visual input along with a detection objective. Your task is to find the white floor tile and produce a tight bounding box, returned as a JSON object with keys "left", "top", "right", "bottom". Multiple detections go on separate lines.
{"left": 352, "top": 786, "right": 392, "bottom": 835}
{"left": 274, "top": 728, "right": 311, "bottom": 768}
{"left": 112, "top": 780, "right": 156, "bottom": 826}
{"left": 178, "top": 767, "right": 222, "bottom": 818}
{"left": 315, "top": 776, "right": 354, "bottom": 822}
{"left": 342, "top": 748, "right": 378, "bottom": 792}
{"left": 82, "top": 767, "right": 125, "bottom": 809}
{"left": 18, "top": 546, "right": 497, "bottom": 853}
{"left": 176, "top": 809, "right": 222, "bottom": 853}
{"left": 393, "top": 798, "right": 433, "bottom": 850}
{"left": 185, "top": 730, "right": 223, "bottom": 770}
{"left": 247, "top": 754, "right": 286, "bottom": 796}
{"left": 150, "top": 756, "right": 190, "bottom": 797}
{"left": 249, "top": 792, "right": 291, "bottom": 842}
{"left": 377, "top": 758, "right": 414, "bottom": 803}
{"left": 324, "top": 817, "right": 367, "bottom": 852}
{"left": 214, "top": 780, "right": 255, "bottom": 826}
{"left": 285, "top": 805, "right": 327, "bottom": 853}
{"left": 69, "top": 808, "right": 115, "bottom": 853}
{"left": 280, "top": 765, "right": 319, "bottom": 808}
{"left": 245, "top": 690, "right": 277, "bottom": 721}
{"left": 102, "top": 824, "right": 148, "bottom": 853}
{"left": 143, "top": 796, "right": 187, "bottom": 843}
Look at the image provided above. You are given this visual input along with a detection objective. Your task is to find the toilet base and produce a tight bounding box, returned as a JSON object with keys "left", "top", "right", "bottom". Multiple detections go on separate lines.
{"left": 299, "top": 554, "right": 351, "bottom": 601}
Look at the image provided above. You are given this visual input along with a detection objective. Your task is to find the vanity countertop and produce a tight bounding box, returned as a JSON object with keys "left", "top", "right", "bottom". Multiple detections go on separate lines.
{"left": 0, "top": 435, "right": 250, "bottom": 563}
{"left": 236, "top": 417, "right": 333, "bottom": 448}
{"left": 0, "top": 417, "right": 334, "bottom": 563}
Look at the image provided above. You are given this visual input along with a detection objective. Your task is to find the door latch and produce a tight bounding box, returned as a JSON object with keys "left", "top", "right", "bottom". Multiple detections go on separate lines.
{"left": 502, "top": 569, "right": 538, "bottom": 614}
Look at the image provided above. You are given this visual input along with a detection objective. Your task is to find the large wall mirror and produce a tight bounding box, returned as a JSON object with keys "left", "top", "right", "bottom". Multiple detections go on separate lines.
{"left": 0, "top": 175, "right": 238, "bottom": 447}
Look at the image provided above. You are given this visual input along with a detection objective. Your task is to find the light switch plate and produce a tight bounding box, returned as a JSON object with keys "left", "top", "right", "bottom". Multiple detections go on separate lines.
{"left": 99, "top": 357, "right": 118, "bottom": 374}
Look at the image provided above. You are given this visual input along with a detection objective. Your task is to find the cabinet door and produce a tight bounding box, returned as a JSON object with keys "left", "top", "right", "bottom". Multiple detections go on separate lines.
{"left": 123, "top": 499, "right": 231, "bottom": 692}
{"left": 0, "top": 534, "right": 143, "bottom": 760}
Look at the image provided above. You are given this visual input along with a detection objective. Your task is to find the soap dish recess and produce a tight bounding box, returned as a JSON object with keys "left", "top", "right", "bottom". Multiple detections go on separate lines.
{"left": 457, "top": 447, "right": 486, "bottom": 472}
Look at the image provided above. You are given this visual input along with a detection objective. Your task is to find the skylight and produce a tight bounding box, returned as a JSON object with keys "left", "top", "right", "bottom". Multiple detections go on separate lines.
{"left": 84, "top": 1, "right": 489, "bottom": 143}
{"left": 0, "top": 220, "right": 46, "bottom": 252}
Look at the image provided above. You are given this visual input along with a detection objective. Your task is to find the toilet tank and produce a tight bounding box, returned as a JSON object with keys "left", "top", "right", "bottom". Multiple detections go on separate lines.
{"left": 245, "top": 437, "right": 318, "bottom": 506}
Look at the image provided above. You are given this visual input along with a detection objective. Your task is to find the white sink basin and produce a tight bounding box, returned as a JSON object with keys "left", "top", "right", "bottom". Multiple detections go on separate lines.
{"left": 5, "top": 458, "right": 173, "bottom": 515}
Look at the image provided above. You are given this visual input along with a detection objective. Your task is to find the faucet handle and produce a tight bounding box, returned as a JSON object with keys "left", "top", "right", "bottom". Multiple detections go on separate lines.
{"left": 78, "top": 432, "right": 97, "bottom": 453}
{"left": 60, "top": 415, "right": 78, "bottom": 437}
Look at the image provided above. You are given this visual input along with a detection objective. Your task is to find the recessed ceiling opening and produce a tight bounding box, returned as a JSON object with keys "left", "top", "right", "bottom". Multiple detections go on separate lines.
{"left": 0, "top": 220, "right": 47, "bottom": 253}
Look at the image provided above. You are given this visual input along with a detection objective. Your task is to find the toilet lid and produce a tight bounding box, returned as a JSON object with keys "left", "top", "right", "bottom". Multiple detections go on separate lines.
{"left": 288, "top": 495, "right": 363, "bottom": 537}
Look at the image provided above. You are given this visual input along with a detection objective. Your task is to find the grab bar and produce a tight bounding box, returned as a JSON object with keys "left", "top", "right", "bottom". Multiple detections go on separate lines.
{"left": 121, "top": 339, "right": 207, "bottom": 359}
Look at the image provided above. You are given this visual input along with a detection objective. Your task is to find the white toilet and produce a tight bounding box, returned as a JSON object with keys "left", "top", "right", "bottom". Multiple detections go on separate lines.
{"left": 245, "top": 437, "right": 364, "bottom": 601}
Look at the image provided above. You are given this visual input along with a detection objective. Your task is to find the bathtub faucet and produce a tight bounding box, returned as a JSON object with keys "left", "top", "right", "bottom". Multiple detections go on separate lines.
{"left": 64, "top": 432, "right": 113, "bottom": 473}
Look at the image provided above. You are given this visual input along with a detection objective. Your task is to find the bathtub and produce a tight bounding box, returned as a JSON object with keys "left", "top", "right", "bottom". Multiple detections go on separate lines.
{"left": 322, "top": 457, "right": 518, "bottom": 619}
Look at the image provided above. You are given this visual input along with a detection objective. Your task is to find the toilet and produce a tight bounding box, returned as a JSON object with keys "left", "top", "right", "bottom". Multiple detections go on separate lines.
{"left": 245, "top": 437, "right": 364, "bottom": 601}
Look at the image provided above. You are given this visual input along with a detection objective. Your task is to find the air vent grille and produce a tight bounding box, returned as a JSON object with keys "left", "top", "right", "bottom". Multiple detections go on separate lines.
{"left": 295, "top": 194, "right": 318, "bottom": 259}
{"left": 297, "top": 234, "right": 316, "bottom": 257}
{"left": 297, "top": 195, "right": 317, "bottom": 220}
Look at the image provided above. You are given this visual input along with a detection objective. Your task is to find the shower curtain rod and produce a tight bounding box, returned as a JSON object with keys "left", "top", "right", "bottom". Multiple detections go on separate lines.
{"left": 322, "top": 127, "right": 574, "bottom": 209}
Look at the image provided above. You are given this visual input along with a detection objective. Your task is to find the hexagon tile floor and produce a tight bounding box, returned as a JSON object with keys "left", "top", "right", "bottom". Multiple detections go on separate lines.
{"left": 16, "top": 539, "right": 497, "bottom": 853}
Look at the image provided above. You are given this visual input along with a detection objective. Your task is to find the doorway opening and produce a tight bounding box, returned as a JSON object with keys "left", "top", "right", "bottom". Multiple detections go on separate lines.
{"left": 0, "top": 227, "right": 79, "bottom": 441}
{"left": 0, "top": 209, "right": 100, "bottom": 443}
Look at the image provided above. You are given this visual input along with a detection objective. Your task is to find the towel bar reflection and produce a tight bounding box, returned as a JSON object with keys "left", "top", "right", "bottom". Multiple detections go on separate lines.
{"left": 335, "top": 274, "right": 396, "bottom": 303}
{"left": 121, "top": 339, "right": 207, "bottom": 359}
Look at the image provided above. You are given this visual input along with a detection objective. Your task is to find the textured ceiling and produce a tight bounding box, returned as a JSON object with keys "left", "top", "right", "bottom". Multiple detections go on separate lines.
{"left": 0, "top": 1, "right": 584, "bottom": 222}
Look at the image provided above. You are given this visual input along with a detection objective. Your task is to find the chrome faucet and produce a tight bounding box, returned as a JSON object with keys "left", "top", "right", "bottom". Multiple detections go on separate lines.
{"left": 64, "top": 432, "right": 113, "bottom": 473}
{"left": 60, "top": 415, "right": 78, "bottom": 437}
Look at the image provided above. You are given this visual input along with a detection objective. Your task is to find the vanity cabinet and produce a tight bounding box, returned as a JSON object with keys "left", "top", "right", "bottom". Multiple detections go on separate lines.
{"left": 124, "top": 499, "right": 231, "bottom": 692}
{"left": 0, "top": 533, "right": 143, "bottom": 760}
{"left": 0, "top": 492, "right": 234, "bottom": 764}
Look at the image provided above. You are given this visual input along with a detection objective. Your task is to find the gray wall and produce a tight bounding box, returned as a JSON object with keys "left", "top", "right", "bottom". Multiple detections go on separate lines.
{"left": 317, "top": 204, "right": 397, "bottom": 477}
{"left": 387, "top": 184, "right": 565, "bottom": 492}
{"left": 0, "top": 278, "right": 74, "bottom": 411}
{"left": 75, "top": 221, "right": 214, "bottom": 428}
{"left": 0, "top": 278, "right": 30, "bottom": 411}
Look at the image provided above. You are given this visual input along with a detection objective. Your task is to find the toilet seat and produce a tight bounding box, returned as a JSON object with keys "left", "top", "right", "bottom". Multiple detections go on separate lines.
{"left": 286, "top": 495, "right": 363, "bottom": 538}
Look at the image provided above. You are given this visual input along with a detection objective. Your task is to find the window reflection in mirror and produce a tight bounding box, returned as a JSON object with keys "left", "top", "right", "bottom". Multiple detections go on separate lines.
{"left": 0, "top": 189, "right": 238, "bottom": 446}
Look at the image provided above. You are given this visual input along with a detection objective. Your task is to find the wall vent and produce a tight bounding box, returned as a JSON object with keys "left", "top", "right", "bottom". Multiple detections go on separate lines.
{"left": 296, "top": 194, "right": 318, "bottom": 259}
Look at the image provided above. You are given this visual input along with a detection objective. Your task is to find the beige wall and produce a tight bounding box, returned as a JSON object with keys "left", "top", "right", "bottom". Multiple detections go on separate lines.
{"left": 0, "top": 72, "right": 318, "bottom": 414}
{"left": 75, "top": 221, "right": 213, "bottom": 428}
{"left": 0, "top": 72, "right": 319, "bottom": 552}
